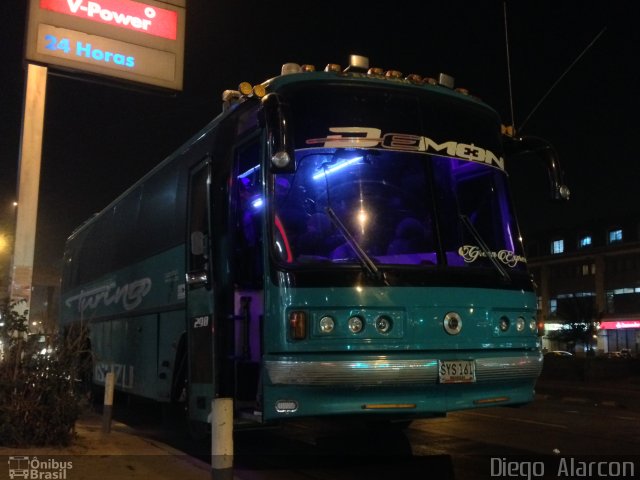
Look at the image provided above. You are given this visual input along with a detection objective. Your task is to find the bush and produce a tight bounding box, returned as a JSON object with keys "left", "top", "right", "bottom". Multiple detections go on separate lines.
{"left": 0, "top": 299, "right": 91, "bottom": 447}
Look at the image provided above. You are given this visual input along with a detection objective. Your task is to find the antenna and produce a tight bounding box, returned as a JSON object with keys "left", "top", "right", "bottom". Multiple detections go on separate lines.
{"left": 518, "top": 26, "right": 607, "bottom": 133}
{"left": 503, "top": 1, "right": 516, "bottom": 133}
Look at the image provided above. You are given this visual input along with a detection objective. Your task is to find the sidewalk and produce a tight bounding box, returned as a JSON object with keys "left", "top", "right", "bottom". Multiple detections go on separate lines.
{"left": 1, "top": 412, "right": 213, "bottom": 480}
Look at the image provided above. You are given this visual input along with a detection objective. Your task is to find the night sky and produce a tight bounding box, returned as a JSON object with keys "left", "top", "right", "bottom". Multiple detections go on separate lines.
{"left": 0, "top": 0, "right": 637, "bottom": 271}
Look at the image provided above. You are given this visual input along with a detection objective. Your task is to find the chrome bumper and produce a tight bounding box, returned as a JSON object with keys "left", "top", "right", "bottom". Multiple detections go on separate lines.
{"left": 265, "top": 354, "right": 542, "bottom": 386}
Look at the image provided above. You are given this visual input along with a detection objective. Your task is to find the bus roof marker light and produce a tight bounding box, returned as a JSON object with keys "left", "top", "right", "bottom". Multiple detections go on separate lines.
{"left": 325, "top": 63, "right": 342, "bottom": 73}
{"left": 438, "top": 73, "right": 455, "bottom": 89}
{"left": 221, "top": 90, "right": 241, "bottom": 110}
{"left": 281, "top": 63, "right": 301, "bottom": 75}
{"left": 345, "top": 55, "right": 369, "bottom": 72}
{"left": 238, "top": 82, "right": 253, "bottom": 96}
{"left": 443, "top": 312, "right": 462, "bottom": 335}
{"left": 253, "top": 84, "right": 266, "bottom": 98}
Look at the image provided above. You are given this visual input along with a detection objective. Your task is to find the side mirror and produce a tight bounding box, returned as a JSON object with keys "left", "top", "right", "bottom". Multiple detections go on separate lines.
{"left": 261, "top": 93, "right": 296, "bottom": 173}
{"left": 505, "top": 135, "right": 570, "bottom": 201}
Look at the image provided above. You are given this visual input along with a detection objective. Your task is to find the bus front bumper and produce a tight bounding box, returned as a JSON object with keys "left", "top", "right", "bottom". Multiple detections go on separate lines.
{"left": 261, "top": 352, "right": 542, "bottom": 421}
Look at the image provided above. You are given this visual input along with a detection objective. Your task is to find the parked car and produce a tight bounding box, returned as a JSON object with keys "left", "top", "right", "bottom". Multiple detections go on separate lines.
{"left": 606, "top": 350, "right": 632, "bottom": 358}
{"left": 25, "top": 333, "right": 55, "bottom": 358}
{"left": 544, "top": 350, "right": 573, "bottom": 357}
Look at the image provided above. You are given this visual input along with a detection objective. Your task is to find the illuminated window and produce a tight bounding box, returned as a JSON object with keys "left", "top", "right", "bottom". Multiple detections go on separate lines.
{"left": 608, "top": 229, "right": 623, "bottom": 244}
{"left": 551, "top": 239, "right": 564, "bottom": 254}
{"left": 580, "top": 264, "right": 595, "bottom": 276}
{"left": 579, "top": 235, "right": 592, "bottom": 247}
{"left": 549, "top": 298, "right": 557, "bottom": 313}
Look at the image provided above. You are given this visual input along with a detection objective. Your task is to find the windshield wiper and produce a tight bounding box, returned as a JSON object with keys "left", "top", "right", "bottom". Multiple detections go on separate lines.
{"left": 459, "top": 214, "right": 511, "bottom": 283}
{"left": 325, "top": 206, "right": 388, "bottom": 285}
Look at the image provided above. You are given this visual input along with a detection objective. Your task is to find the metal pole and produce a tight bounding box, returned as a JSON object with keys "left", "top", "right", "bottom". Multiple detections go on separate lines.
{"left": 102, "top": 372, "right": 115, "bottom": 433}
{"left": 10, "top": 63, "right": 47, "bottom": 318}
{"left": 211, "top": 398, "right": 233, "bottom": 480}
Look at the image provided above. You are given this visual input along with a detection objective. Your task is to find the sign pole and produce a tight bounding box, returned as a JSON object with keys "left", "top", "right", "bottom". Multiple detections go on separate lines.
{"left": 10, "top": 63, "right": 47, "bottom": 318}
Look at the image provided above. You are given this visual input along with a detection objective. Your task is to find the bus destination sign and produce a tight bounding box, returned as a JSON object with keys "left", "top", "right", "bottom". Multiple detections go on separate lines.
{"left": 25, "top": 0, "right": 185, "bottom": 90}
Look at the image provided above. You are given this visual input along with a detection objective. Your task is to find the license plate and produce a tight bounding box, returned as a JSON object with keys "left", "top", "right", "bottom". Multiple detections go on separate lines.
{"left": 438, "top": 360, "right": 476, "bottom": 384}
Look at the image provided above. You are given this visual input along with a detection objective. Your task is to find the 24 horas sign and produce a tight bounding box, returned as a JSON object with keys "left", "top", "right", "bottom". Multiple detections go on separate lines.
{"left": 25, "top": 0, "right": 186, "bottom": 90}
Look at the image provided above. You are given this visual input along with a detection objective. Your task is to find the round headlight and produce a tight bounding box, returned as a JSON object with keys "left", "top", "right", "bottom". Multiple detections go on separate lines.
{"left": 530, "top": 319, "right": 538, "bottom": 332}
{"left": 348, "top": 315, "right": 364, "bottom": 333}
{"left": 319, "top": 316, "right": 335, "bottom": 334}
{"left": 516, "top": 316, "right": 526, "bottom": 332}
{"left": 375, "top": 316, "right": 392, "bottom": 334}
{"left": 443, "top": 312, "right": 462, "bottom": 335}
{"left": 499, "top": 316, "right": 510, "bottom": 332}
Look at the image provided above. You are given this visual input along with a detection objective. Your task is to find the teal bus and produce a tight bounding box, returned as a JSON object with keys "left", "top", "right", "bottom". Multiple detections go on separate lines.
{"left": 60, "top": 55, "right": 567, "bottom": 429}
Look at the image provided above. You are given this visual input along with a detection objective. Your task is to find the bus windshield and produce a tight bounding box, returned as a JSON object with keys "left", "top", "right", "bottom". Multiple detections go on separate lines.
{"left": 273, "top": 150, "right": 525, "bottom": 272}
{"left": 270, "top": 85, "right": 526, "bottom": 274}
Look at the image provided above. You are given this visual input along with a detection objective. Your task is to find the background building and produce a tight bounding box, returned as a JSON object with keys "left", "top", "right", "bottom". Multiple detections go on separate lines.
{"left": 526, "top": 215, "right": 640, "bottom": 355}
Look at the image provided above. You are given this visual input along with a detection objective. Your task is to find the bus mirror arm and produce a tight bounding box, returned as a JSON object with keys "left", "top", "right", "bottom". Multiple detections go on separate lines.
{"left": 262, "top": 93, "right": 296, "bottom": 173}
{"left": 506, "top": 135, "right": 570, "bottom": 202}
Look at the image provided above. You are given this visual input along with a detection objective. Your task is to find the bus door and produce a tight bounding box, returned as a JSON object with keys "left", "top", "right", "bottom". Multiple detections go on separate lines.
{"left": 229, "top": 138, "right": 264, "bottom": 414}
{"left": 185, "top": 158, "right": 214, "bottom": 425}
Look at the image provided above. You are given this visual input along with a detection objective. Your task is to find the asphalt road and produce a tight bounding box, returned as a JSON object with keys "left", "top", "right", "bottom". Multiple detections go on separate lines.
{"left": 111, "top": 382, "right": 640, "bottom": 480}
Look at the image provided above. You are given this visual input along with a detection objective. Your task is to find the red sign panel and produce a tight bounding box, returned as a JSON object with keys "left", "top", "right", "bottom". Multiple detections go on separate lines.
{"left": 40, "top": 0, "right": 178, "bottom": 40}
{"left": 599, "top": 320, "right": 640, "bottom": 330}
